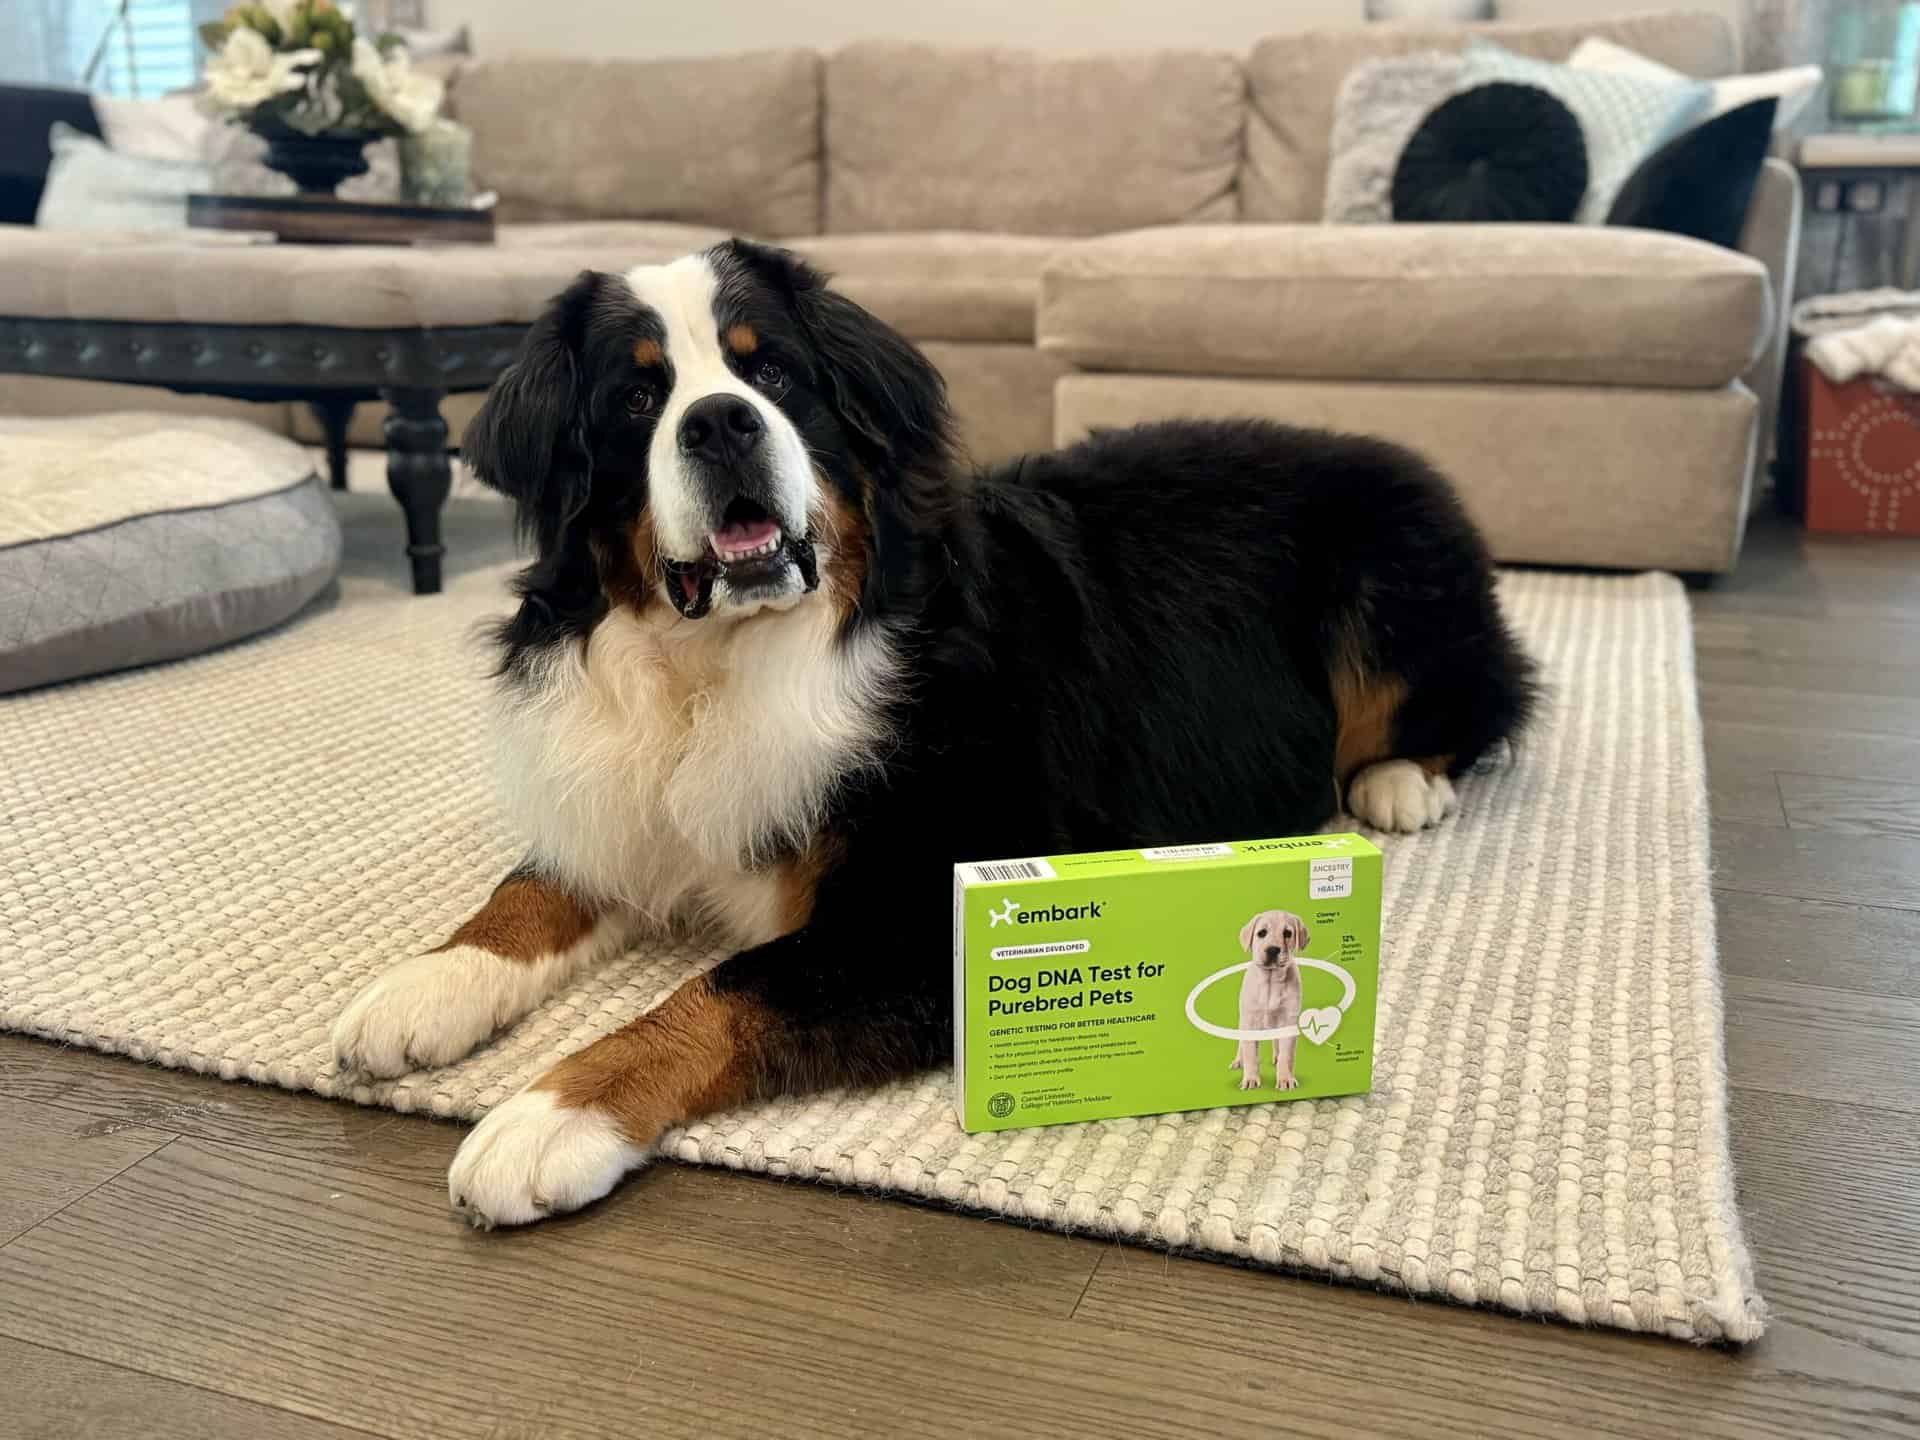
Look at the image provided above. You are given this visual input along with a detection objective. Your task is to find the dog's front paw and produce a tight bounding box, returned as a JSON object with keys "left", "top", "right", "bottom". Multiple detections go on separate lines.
{"left": 1275, "top": 1071, "right": 1298, "bottom": 1091}
{"left": 332, "top": 946, "right": 532, "bottom": 1079}
{"left": 1348, "top": 760, "right": 1457, "bottom": 833}
{"left": 448, "top": 1088, "right": 649, "bottom": 1228}
{"left": 1238, "top": 1070, "right": 1263, "bottom": 1091}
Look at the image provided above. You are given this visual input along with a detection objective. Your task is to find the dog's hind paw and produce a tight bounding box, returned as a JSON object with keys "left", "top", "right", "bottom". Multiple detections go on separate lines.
{"left": 1348, "top": 760, "right": 1456, "bottom": 833}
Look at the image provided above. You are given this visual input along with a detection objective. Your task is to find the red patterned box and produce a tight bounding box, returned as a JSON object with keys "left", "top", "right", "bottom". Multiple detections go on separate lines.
{"left": 1803, "top": 362, "right": 1920, "bottom": 534}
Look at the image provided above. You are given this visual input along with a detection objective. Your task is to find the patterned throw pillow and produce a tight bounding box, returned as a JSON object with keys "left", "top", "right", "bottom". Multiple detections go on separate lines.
{"left": 1324, "top": 52, "right": 1468, "bottom": 225}
{"left": 1455, "top": 40, "right": 1708, "bottom": 223}
{"left": 1391, "top": 82, "right": 1590, "bottom": 223}
{"left": 1607, "top": 97, "right": 1779, "bottom": 249}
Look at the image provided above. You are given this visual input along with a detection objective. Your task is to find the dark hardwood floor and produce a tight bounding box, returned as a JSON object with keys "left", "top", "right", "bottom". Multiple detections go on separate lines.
{"left": 1, "top": 509, "right": 1916, "bottom": 1439}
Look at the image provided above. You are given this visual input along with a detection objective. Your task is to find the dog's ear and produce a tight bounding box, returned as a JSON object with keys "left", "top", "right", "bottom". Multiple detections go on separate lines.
{"left": 463, "top": 270, "right": 603, "bottom": 551}
{"left": 1295, "top": 916, "right": 1310, "bottom": 952}
{"left": 722, "top": 239, "right": 951, "bottom": 473}
{"left": 1239, "top": 915, "right": 1261, "bottom": 954}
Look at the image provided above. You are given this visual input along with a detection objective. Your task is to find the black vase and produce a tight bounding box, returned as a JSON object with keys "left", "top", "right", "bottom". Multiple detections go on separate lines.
{"left": 250, "top": 120, "right": 378, "bottom": 197}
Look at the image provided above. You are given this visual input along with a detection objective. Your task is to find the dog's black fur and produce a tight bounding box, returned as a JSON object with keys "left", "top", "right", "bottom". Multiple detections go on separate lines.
{"left": 464, "top": 239, "right": 1537, "bottom": 1099}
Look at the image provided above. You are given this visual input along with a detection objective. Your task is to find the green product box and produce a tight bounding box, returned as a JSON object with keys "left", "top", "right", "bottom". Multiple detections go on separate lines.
{"left": 952, "top": 836, "right": 1382, "bottom": 1133}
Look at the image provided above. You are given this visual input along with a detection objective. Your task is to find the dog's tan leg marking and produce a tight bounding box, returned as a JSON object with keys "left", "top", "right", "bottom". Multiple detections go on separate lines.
{"left": 1331, "top": 662, "right": 1407, "bottom": 789}
{"left": 447, "top": 974, "right": 766, "bottom": 1226}
{"left": 332, "top": 868, "right": 629, "bottom": 1080}
{"left": 435, "top": 868, "right": 599, "bottom": 958}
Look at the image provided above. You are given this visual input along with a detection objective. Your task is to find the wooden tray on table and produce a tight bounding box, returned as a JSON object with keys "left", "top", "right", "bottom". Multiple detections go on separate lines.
{"left": 188, "top": 193, "right": 495, "bottom": 246}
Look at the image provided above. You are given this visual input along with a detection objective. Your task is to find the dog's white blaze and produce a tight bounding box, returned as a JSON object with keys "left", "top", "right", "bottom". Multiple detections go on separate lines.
{"left": 623, "top": 255, "right": 816, "bottom": 568}
{"left": 492, "top": 596, "right": 900, "bottom": 927}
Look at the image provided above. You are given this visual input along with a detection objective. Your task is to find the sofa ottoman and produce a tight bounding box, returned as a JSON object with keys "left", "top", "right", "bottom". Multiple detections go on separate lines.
{"left": 1039, "top": 223, "right": 1777, "bottom": 574}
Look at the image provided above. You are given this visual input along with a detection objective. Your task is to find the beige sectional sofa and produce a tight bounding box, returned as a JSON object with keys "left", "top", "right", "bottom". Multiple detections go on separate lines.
{"left": 0, "top": 8, "right": 1797, "bottom": 573}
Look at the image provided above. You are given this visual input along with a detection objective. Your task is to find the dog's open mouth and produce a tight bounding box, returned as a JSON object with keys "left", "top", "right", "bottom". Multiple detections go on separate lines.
{"left": 661, "top": 497, "right": 819, "bottom": 618}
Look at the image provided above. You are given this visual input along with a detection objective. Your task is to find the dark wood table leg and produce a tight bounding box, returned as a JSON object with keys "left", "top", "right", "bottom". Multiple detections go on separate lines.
{"left": 310, "top": 397, "right": 355, "bottom": 490}
{"left": 381, "top": 387, "right": 451, "bottom": 596}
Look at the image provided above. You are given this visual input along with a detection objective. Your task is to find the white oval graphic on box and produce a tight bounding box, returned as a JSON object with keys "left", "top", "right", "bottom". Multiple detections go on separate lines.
{"left": 1183, "top": 956, "right": 1358, "bottom": 1043}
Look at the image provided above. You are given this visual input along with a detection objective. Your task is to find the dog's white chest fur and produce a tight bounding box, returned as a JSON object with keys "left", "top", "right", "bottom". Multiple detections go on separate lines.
{"left": 491, "top": 602, "right": 897, "bottom": 939}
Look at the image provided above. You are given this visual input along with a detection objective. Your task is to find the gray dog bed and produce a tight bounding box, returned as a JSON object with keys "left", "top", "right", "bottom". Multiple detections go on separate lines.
{"left": 0, "top": 412, "right": 341, "bottom": 694}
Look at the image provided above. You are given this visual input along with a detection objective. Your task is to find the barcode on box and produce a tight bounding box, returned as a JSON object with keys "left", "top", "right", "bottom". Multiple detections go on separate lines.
{"left": 962, "top": 858, "right": 1056, "bottom": 884}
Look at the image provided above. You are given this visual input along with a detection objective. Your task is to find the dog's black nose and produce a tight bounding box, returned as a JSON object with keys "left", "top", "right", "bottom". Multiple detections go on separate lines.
{"left": 1264, "top": 946, "right": 1281, "bottom": 962}
{"left": 679, "top": 394, "right": 763, "bottom": 462}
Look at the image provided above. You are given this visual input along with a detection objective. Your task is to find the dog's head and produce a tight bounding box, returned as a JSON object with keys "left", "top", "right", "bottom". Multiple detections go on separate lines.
{"left": 465, "top": 240, "right": 951, "bottom": 647}
{"left": 1239, "top": 910, "right": 1309, "bottom": 968}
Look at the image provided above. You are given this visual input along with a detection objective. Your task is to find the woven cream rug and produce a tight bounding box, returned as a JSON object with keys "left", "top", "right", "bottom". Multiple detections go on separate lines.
{"left": 0, "top": 494, "right": 1764, "bottom": 1344}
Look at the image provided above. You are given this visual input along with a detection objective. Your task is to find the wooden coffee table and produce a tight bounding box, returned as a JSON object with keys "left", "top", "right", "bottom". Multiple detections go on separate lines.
{"left": 0, "top": 311, "right": 523, "bottom": 595}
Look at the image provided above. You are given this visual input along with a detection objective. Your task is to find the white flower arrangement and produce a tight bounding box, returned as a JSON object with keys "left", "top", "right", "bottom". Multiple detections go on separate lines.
{"left": 350, "top": 39, "right": 442, "bottom": 136}
{"left": 202, "top": 27, "right": 321, "bottom": 115}
{"left": 197, "top": 1, "right": 444, "bottom": 137}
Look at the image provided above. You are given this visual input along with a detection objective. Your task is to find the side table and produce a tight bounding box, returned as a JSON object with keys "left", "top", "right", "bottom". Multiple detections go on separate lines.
{"left": 1796, "top": 131, "right": 1920, "bottom": 299}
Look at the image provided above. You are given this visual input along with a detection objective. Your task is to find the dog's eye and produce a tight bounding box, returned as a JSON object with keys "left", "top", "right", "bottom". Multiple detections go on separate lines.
{"left": 625, "top": 384, "right": 659, "bottom": 417}
{"left": 1256, "top": 928, "right": 1267, "bottom": 939}
{"left": 754, "top": 360, "right": 786, "bottom": 391}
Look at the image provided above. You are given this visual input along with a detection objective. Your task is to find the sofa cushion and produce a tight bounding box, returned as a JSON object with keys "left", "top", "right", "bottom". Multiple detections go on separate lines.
{"left": 449, "top": 51, "right": 821, "bottom": 237}
{"left": 1037, "top": 223, "right": 1771, "bottom": 389}
{"left": 0, "top": 412, "right": 340, "bottom": 694}
{"left": 1243, "top": 11, "right": 1737, "bottom": 223}
{"left": 824, "top": 43, "right": 1242, "bottom": 236}
{"left": 788, "top": 232, "right": 1066, "bottom": 342}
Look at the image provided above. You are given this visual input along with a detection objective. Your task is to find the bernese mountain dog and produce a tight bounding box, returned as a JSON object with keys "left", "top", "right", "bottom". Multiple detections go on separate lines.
{"left": 330, "top": 239, "right": 1536, "bottom": 1227}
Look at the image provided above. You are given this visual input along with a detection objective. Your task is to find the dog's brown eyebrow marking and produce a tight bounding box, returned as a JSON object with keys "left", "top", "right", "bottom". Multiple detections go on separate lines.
{"left": 725, "top": 324, "right": 758, "bottom": 356}
{"left": 632, "top": 338, "right": 662, "bottom": 367}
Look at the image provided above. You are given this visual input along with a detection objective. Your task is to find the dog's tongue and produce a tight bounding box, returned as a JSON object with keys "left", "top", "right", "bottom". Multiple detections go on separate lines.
{"left": 709, "top": 518, "right": 780, "bottom": 561}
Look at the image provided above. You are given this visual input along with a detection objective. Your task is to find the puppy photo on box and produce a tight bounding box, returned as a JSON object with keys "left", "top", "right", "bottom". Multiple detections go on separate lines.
{"left": 1230, "top": 910, "right": 1308, "bottom": 1091}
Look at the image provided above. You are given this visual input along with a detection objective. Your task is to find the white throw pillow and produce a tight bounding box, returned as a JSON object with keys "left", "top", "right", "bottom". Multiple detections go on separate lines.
{"left": 1324, "top": 52, "right": 1470, "bottom": 224}
{"left": 1569, "top": 36, "right": 1823, "bottom": 133}
{"left": 34, "top": 123, "right": 211, "bottom": 231}
{"left": 92, "top": 93, "right": 213, "bottom": 165}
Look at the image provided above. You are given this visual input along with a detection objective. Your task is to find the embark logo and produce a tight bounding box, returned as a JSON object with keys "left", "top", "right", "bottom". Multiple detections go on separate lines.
{"left": 988, "top": 897, "right": 1106, "bottom": 928}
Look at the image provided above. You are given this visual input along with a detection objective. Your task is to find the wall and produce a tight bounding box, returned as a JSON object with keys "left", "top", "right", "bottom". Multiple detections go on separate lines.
{"left": 432, "top": 0, "right": 1365, "bottom": 59}
{"left": 432, "top": 0, "right": 1793, "bottom": 68}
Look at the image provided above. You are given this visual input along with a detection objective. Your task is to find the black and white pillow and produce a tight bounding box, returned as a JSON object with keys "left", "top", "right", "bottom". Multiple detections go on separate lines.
{"left": 1392, "top": 82, "right": 1588, "bottom": 223}
{"left": 1324, "top": 41, "right": 1760, "bottom": 235}
{"left": 1606, "top": 97, "right": 1778, "bottom": 248}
